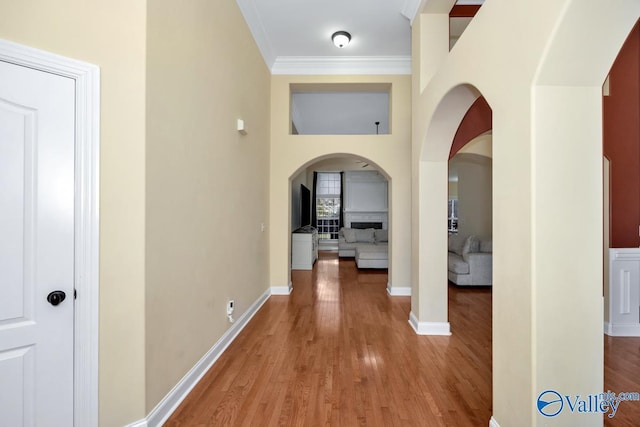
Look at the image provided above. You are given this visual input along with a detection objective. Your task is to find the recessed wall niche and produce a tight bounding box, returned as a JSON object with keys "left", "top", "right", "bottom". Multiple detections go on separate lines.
{"left": 290, "top": 83, "right": 391, "bottom": 135}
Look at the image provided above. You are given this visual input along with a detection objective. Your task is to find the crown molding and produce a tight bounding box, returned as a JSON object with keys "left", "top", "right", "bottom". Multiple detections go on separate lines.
{"left": 271, "top": 56, "right": 411, "bottom": 75}
{"left": 455, "top": 0, "right": 484, "bottom": 5}
{"left": 401, "top": 0, "right": 422, "bottom": 24}
{"left": 238, "top": 0, "right": 416, "bottom": 74}
{"left": 236, "top": 0, "right": 276, "bottom": 68}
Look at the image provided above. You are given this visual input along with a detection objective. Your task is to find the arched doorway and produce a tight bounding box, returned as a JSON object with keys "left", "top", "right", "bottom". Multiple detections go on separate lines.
{"left": 412, "top": 83, "right": 489, "bottom": 336}
{"left": 282, "top": 153, "right": 410, "bottom": 296}
{"left": 413, "top": 1, "right": 640, "bottom": 425}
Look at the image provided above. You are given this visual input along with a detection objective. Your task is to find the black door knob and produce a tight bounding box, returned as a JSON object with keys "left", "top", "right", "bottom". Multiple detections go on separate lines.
{"left": 47, "top": 290, "right": 66, "bottom": 306}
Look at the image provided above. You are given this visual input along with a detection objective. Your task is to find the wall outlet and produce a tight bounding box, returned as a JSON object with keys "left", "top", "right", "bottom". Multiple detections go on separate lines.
{"left": 227, "top": 300, "right": 235, "bottom": 323}
{"left": 227, "top": 300, "right": 234, "bottom": 315}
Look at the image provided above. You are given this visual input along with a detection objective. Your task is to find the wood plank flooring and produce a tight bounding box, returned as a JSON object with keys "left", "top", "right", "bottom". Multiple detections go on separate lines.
{"left": 604, "top": 335, "right": 640, "bottom": 426}
{"left": 165, "top": 251, "right": 640, "bottom": 426}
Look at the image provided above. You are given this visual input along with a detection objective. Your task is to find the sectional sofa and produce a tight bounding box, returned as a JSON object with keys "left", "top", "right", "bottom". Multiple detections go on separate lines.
{"left": 448, "top": 234, "right": 493, "bottom": 286}
{"left": 338, "top": 227, "right": 388, "bottom": 269}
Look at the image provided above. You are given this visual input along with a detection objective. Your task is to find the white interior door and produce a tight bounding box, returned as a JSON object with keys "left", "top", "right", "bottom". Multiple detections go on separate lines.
{"left": 0, "top": 59, "right": 75, "bottom": 426}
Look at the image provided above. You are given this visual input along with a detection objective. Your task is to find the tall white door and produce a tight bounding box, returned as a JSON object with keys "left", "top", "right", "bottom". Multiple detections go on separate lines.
{"left": 0, "top": 60, "right": 75, "bottom": 426}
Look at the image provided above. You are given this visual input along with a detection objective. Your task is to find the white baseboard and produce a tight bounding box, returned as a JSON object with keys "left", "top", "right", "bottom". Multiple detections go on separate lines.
{"left": 271, "top": 282, "right": 293, "bottom": 295}
{"left": 126, "top": 289, "right": 271, "bottom": 427}
{"left": 604, "top": 321, "right": 640, "bottom": 336}
{"left": 408, "top": 311, "right": 451, "bottom": 335}
{"left": 489, "top": 416, "right": 500, "bottom": 427}
{"left": 386, "top": 282, "right": 412, "bottom": 296}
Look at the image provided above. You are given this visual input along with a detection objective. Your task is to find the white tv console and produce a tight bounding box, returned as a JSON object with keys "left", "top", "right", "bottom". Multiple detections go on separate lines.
{"left": 292, "top": 226, "right": 318, "bottom": 270}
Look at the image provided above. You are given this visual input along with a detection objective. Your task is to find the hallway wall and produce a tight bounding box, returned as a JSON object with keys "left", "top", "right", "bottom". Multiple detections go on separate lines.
{"left": 146, "top": 0, "right": 271, "bottom": 413}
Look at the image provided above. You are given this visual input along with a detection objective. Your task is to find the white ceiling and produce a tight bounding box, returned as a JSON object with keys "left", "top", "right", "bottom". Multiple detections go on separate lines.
{"left": 236, "top": 0, "right": 418, "bottom": 75}
{"left": 237, "top": 0, "right": 482, "bottom": 133}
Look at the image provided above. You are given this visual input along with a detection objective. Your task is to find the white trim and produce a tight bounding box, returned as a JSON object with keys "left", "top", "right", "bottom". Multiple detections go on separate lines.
{"left": 610, "top": 247, "right": 640, "bottom": 260}
{"left": 129, "top": 289, "right": 271, "bottom": 427}
{"left": 401, "top": 0, "right": 422, "bottom": 24}
{"left": 408, "top": 311, "right": 451, "bottom": 335}
{"left": 290, "top": 98, "right": 302, "bottom": 133}
{"left": 271, "top": 56, "right": 411, "bottom": 75}
{"left": 387, "top": 283, "right": 412, "bottom": 296}
{"left": 489, "top": 416, "right": 500, "bottom": 427}
{"left": 604, "top": 321, "right": 640, "bottom": 337}
{"left": 456, "top": 0, "right": 485, "bottom": 5}
{"left": 271, "top": 282, "right": 293, "bottom": 295}
{"left": 236, "top": 0, "right": 276, "bottom": 68}
{"left": 607, "top": 248, "right": 640, "bottom": 336}
{"left": 0, "top": 39, "right": 100, "bottom": 427}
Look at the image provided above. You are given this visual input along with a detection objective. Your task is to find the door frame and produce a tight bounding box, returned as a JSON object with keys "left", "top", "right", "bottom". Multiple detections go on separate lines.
{"left": 0, "top": 39, "right": 100, "bottom": 426}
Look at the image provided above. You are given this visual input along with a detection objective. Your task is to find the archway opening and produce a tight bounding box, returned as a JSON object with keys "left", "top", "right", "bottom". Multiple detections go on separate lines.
{"left": 446, "top": 94, "right": 494, "bottom": 420}
{"left": 603, "top": 18, "right": 640, "bottom": 426}
{"left": 289, "top": 154, "right": 392, "bottom": 273}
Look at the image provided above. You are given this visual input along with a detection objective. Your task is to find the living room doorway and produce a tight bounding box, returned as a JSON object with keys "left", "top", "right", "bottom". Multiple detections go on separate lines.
{"left": 290, "top": 155, "right": 390, "bottom": 253}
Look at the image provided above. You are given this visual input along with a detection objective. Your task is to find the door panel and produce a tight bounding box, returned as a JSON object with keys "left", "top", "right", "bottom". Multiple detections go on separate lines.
{"left": 0, "top": 347, "right": 35, "bottom": 426}
{"left": 0, "top": 60, "right": 75, "bottom": 426}
{"left": 0, "top": 100, "right": 35, "bottom": 323}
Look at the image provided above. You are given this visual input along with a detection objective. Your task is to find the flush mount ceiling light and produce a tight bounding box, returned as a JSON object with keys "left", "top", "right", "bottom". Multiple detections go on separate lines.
{"left": 331, "top": 31, "right": 351, "bottom": 48}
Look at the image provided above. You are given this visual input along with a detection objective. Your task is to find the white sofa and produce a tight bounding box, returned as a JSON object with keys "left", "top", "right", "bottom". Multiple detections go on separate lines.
{"left": 338, "top": 227, "right": 388, "bottom": 269}
{"left": 448, "top": 234, "right": 492, "bottom": 286}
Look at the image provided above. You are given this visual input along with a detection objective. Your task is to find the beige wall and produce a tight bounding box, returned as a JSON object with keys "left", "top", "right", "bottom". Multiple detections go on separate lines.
{"left": 0, "top": 1, "right": 147, "bottom": 425}
{"left": 447, "top": 181, "right": 458, "bottom": 198}
{"left": 414, "top": 0, "right": 640, "bottom": 425}
{"left": 459, "top": 132, "right": 492, "bottom": 158}
{"left": 449, "top": 153, "right": 492, "bottom": 239}
{"left": 0, "top": 0, "right": 270, "bottom": 424}
{"left": 145, "top": 0, "right": 271, "bottom": 413}
{"left": 270, "top": 75, "right": 412, "bottom": 292}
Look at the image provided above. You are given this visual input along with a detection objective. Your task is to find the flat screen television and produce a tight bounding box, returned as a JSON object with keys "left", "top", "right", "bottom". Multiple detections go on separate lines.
{"left": 300, "top": 184, "right": 312, "bottom": 227}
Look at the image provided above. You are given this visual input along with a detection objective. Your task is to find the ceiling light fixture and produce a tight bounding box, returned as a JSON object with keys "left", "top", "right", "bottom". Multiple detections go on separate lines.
{"left": 331, "top": 31, "right": 351, "bottom": 48}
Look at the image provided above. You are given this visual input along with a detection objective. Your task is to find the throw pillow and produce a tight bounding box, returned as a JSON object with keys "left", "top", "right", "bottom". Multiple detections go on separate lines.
{"left": 480, "top": 239, "right": 492, "bottom": 253}
{"left": 374, "top": 229, "right": 388, "bottom": 243}
{"left": 449, "top": 234, "right": 466, "bottom": 256}
{"left": 354, "top": 228, "right": 375, "bottom": 243}
{"left": 462, "top": 235, "right": 479, "bottom": 256}
{"left": 343, "top": 228, "right": 357, "bottom": 243}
